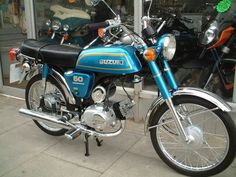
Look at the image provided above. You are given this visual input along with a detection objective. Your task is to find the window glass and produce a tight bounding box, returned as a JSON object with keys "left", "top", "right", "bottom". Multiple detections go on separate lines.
{"left": 142, "top": 0, "right": 219, "bottom": 91}
{"left": 34, "top": 0, "right": 134, "bottom": 46}
{"left": 0, "top": 0, "right": 28, "bottom": 88}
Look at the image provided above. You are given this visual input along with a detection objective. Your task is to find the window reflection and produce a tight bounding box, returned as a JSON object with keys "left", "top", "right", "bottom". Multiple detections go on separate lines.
{"left": 143, "top": 0, "right": 219, "bottom": 91}
{"left": 35, "top": 0, "right": 134, "bottom": 45}
{"left": 0, "top": 0, "right": 27, "bottom": 88}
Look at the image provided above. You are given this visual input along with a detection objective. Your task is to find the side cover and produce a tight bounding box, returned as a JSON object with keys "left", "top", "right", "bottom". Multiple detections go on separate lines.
{"left": 76, "top": 45, "right": 142, "bottom": 74}
{"left": 64, "top": 71, "right": 95, "bottom": 98}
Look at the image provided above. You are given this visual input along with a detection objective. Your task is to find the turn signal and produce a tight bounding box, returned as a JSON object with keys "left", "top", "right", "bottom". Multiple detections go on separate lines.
{"left": 98, "top": 28, "right": 106, "bottom": 38}
{"left": 9, "top": 48, "right": 19, "bottom": 61}
{"left": 68, "top": 0, "right": 76, "bottom": 4}
{"left": 209, "top": 26, "right": 235, "bottom": 49}
{"left": 63, "top": 34, "right": 70, "bottom": 41}
{"left": 144, "top": 48, "right": 157, "bottom": 61}
{"left": 47, "top": 29, "right": 53, "bottom": 35}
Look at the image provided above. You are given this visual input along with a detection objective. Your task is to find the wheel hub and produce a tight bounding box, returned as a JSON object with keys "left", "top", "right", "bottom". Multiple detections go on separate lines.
{"left": 184, "top": 126, "right": 204, "bottom": 149}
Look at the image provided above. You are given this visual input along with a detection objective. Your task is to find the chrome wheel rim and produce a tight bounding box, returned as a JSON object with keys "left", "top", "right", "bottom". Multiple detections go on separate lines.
{"left": 156, "top": 103, "right": 229, "bottom": 172}
{"left": 28, "top": 80, "right": 65, "bottom": 132}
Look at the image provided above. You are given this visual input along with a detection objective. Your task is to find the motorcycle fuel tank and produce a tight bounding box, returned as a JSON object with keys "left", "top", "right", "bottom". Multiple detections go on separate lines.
{"left": 76, "top": 45, "right": 142, "bottom": 74}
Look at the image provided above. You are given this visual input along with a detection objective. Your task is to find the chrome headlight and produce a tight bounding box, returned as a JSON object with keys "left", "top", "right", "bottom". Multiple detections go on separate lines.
{"left": 63, "top": 24, "right": 70, "bottom": 32}
{"left": 162, "top": 34, "right": 176, "bottom": 60}
{"left": 200, "top": 21, "right": 218, "bottom": 45}
{"left": 45, "top": 19, "right": 51, "bottom": 27}
{"left": 52, "top": 20, "right": 61, "bottom": 31}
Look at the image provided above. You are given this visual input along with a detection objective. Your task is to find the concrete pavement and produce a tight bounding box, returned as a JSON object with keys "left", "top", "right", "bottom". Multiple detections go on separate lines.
{"left": 0, "top": 95, "right": 235, "bottom": 177}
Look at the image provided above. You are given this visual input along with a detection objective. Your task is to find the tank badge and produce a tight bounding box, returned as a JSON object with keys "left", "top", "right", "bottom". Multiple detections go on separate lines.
{"left": 99, "top": 60, "right": 124, "bottom": 65}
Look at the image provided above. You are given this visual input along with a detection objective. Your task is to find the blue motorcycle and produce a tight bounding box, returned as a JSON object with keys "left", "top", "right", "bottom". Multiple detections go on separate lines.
{"left": 9, "top": 0, "right": 236, "bottom": 176}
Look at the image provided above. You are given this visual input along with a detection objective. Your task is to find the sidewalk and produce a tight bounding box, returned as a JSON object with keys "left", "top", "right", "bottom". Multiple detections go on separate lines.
{"left": 0, "top": 95, "right": 235, "bottom": 177}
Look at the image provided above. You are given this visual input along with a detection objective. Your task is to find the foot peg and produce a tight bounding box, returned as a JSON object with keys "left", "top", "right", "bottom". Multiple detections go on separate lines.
{"left": 59, "top": 113, "right": 73, "bottom": 123}
{"left": 65, "top": 128, "right": 81, "bottom": 140}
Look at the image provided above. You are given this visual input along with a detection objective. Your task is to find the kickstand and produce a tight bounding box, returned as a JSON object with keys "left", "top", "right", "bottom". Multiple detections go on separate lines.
{"left": 95, "top": 137, "right": 103, "bottom": 147}
{"left": 84, "top": 134, "right": 90, "bottom": 156}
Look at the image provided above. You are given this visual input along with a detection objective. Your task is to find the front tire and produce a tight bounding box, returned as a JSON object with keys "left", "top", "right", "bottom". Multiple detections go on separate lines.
{"left": 26, "top": 74, "right": 68, "bottom": 136}
{"left": 149, "top": 96, "right": 236, "bottom": 176}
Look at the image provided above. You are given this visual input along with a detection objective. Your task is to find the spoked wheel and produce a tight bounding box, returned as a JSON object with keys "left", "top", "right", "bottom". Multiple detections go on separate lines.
{"left": 25, "top": 74, "right": 67, "bottom": 136}
{"left": 149, "top": 96, "right": 236, "bottom": 176}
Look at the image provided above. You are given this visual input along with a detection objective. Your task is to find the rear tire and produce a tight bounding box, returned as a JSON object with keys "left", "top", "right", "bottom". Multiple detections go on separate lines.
{"left": 25, "top": 74, "right": 67, "bottom": 136}
{"left": 149, "top": 96, "right": 236, "bottom": 176}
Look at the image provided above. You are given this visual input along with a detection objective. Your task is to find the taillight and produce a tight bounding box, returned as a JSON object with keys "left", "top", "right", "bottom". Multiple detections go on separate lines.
{"left": 9, "top": 48, "right": 19, "bottom": 61}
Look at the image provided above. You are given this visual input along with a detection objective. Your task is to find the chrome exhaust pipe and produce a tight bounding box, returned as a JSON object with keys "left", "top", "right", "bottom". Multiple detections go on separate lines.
{"left": 19, "top": 108, "right": 71, "bottom": 129}
{"left": 19, "top": 108, "right": 126, "bottom": 138}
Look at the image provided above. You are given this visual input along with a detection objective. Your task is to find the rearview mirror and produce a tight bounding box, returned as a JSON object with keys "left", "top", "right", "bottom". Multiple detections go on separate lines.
{"left": 144, "top": 0, "right": 153, "bottom": 17}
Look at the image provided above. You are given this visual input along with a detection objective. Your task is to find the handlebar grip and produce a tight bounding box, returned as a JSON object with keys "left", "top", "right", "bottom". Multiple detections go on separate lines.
{"left": 87, "top": 21, "right": 109, "bottom": 31}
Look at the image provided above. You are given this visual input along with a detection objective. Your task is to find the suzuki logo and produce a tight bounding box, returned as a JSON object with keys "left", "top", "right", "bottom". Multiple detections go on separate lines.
{"left": 73, "top": 76, "right": 84, "bottom": 83}
{"left": 99, "top": 59, "right": 124, "bottom": 65}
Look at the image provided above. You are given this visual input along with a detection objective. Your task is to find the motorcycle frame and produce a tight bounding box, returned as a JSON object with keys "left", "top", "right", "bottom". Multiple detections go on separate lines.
{"left": 202, "top": 31, "right": 236, "bottom": 91}
{"left": 38, "top": 37, "right": 193, "bottom": 142}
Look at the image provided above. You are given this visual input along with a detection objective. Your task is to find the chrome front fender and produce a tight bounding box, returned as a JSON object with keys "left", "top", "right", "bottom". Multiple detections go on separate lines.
{"left": 144, "top": 87, "right": 232, "bottom": 134}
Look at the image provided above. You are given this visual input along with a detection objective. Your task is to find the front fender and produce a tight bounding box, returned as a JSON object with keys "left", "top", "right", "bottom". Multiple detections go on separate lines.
{"left": 144, "top": 87, "right": 232, "bottom": 134}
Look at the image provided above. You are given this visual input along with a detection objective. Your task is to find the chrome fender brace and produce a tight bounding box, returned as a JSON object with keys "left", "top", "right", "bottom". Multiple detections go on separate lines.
{"left": 144, "top": 87, "right": 232, "bottom": 134}
{"left": 50, "top": 68, "right": 76, "bottom": 105}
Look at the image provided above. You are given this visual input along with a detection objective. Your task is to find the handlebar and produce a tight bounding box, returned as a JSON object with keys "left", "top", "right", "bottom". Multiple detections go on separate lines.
{"left": 87, "top": 21, "right": 109, "bottom": 31}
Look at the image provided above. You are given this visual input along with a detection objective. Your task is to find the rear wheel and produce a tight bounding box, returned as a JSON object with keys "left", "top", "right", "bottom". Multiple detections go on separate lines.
{"left": 25, "top": 74, "right": 67, "bottom": 136}
{"left": 149, "top": 96, "right": 236, "bottom": 176}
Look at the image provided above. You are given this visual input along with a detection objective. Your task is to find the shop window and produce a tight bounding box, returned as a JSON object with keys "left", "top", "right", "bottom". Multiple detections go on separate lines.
{"left": 0, "top": 0, "right": 28, "bottom": 88}
{"left": 35, "top": 0, "right": 134, "bottom": 46}
{"left": 142, "top": 0, "right": 219, "bottom": 91}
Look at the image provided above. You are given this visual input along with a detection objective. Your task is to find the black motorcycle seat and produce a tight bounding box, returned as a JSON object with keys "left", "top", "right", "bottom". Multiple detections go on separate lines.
{"left": 20, "top": 39, "right": 82, "bottom": 68}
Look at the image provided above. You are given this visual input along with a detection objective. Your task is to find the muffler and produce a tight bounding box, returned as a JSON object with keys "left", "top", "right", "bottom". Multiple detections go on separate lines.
{"left": 19, "top": 108, "right": 126, "bottom": 138}
{"left": 19, "top": 108, "right": 71, "bottom": 129}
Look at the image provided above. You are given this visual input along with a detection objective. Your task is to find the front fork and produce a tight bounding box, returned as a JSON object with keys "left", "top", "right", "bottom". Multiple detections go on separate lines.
{"left": 148, "top": 60, "right": 190, "bottom": 142}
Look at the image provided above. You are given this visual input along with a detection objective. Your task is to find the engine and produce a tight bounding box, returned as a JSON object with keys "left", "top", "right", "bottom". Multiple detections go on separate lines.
{"left": 40, "top": 93, "right": 63, "bottom": 113}
{"left": 81, "top": 85, "right": 135, "bottom": 132}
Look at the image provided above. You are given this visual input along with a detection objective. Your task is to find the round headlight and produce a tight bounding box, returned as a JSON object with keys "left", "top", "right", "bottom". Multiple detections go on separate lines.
{"left": 52, "top": 20, "right": 61, "bottom": 31}
{"left": 63, "top": 24, "right": 70, "bottom": 32}
{"left": 162, "top": 34, "right": 176, "bottom": 60}
{"left": 200, "top": 21, "right": 218, "bottom": 45}
{"left": 45, "top": 19, "right": 51, "bottom": 27}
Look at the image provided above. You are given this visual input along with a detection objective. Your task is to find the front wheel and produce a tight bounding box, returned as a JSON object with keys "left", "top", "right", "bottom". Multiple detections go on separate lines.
{"left": 149, "top": 96, "right": 236, "bottom": 176}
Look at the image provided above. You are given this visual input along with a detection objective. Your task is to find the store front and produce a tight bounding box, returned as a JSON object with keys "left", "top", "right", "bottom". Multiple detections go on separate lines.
{"left": 0, "top": 0, "right": 139, "bottom": 97}
{"left": 1, "top": 0, "right": 234, "bottom": 120}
